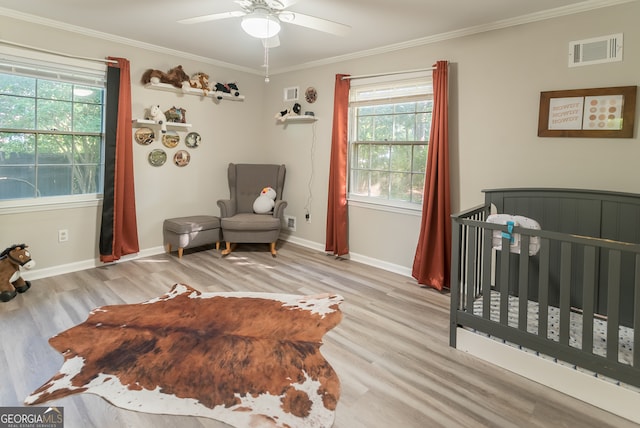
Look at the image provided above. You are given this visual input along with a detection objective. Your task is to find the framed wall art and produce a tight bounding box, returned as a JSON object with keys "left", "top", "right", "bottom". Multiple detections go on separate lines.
{"left": 537, "top": 85, "right": 637, "bottom": 138}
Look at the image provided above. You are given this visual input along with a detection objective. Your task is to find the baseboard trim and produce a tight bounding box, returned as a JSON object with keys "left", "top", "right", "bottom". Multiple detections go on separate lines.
{"left": 456, "top": 328, "right": 640, "bottom": 424}
{"left": 283, "top": 236, "right": 413, "bottom": 278}
{"left": 23, "top": 246, "right": 166, "bottom": 281}
{"left": 23, "top": 238, "right": 413, "bottom": 282}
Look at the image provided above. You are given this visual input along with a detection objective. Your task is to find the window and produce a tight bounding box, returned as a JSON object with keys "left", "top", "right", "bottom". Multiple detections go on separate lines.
{"left": 348, "top": 73, "right": 432, "bottom": 210}
{"left": 0, "top": 49, "right": 106, "bottom": 206}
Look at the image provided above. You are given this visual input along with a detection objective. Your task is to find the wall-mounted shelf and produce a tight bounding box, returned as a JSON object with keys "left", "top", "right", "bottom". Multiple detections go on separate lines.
{"left": 144, "top": 82, "right": 245, "bottom": 102}
{"left": 132, "top": 119, "right": 192, "bottom": 131}
{"left": 277, "top": 115, "right": 318, "bottom": 124}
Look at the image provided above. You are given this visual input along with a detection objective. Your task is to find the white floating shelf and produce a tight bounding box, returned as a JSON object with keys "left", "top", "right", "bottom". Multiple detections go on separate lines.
{"left": 132, "top": 119, "right": 192, "bottom": 131}
{"left": 144, "top": 82, "right": 245, "bottom": 101}
{"left": 278, "top": 115, "right": 318, "bottom": 123}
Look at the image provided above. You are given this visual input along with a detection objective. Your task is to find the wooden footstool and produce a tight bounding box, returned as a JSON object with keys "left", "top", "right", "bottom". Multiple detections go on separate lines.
{"left": 163, "top": 215, "right": 221, "bottom": 258}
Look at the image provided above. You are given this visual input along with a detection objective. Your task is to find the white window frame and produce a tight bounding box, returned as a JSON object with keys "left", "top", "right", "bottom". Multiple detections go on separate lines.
{"left": 0, "top": 45, "right": 107, "bottom": 213}
{"left": 347, "top": 71, "right": 432, "bottom": 213}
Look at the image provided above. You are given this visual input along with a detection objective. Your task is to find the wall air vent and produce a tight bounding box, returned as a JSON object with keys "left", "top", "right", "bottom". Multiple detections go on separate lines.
{"left": 283, "top": 86, "right": 299, "bottom": 101}
{"left": 569, "top": 33, "right": 623, "bottom": 67}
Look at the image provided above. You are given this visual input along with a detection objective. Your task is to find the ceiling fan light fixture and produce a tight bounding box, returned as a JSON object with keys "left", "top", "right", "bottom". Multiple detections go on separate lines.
{"left": 241, "top": 9, "right": 281, "bottom": 39}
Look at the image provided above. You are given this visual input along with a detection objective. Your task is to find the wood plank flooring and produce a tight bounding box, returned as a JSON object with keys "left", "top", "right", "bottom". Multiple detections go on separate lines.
{"left": 1, "top": 241, "right": 637, "bottom": 428}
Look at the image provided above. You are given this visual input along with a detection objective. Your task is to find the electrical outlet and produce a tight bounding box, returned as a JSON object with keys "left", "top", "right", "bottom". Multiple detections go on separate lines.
{"left": 284, "top": 215, "right": 296, "bottom": 232}
{"left": 305, "top": 213, "right": 311, "bottom": 223}
{"left": 58, "top": 229, "right": 69, "bottom": 242}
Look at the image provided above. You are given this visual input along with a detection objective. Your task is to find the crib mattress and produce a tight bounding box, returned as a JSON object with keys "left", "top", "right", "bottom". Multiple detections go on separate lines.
{"left": 472, "top": 290, "right": 634, "bottom": 365}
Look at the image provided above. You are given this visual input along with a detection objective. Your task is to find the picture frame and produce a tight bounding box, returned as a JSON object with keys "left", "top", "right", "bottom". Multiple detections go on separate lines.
{"left": 537, "top": 85, "right": 637, "bottom": 138}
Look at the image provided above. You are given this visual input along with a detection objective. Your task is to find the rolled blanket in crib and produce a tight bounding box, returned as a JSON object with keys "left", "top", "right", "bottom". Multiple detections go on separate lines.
{"left": 486, "top": 214, "right": 541, "bottom": 255}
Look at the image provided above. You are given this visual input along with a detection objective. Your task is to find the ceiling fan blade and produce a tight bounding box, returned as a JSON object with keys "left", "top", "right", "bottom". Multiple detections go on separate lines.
{"left": 262, "top": 35, "right": 280, "bottom": 48}
{"left": 279, "top": 12, "right": 351, "bottom": 37}
{"left": 234, "top": 0, "right": 253, "bottom": 8}
{"left": 265, "top": 0, "right": 297, "bottom": 9}
{"left": 178, "top": 11, "right": 245, "bottom": 25}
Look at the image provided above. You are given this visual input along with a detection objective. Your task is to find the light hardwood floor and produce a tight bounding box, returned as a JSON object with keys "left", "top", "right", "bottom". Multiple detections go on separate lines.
{"left": 1, "top": 241, "right": 637, "bottom": 428}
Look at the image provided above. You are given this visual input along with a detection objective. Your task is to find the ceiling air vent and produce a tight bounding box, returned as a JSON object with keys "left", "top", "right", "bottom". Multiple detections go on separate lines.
{"left": 569, "top": 33, "right": 623, "bottom": 67}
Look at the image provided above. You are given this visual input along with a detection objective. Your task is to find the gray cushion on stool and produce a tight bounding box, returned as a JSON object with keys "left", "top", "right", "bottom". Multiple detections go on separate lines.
{"left": 163, "top": 215, "right": 221, "bottom": 253}
{"left": 164, "top": 216, "right": 221, "bottom": 234}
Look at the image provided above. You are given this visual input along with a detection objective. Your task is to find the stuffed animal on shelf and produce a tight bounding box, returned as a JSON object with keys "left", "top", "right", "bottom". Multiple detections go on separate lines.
{"left": 164, "top": 106, "right": 187, "bottom": 124}
{"left": 275, "top": 103, "right": 302, "bottom": 123}
{"left": 213, "top": 82, "right": 241, "bottom": 100}
{"left": 253, "top": 187, "right": 277, "bottom": 214}
{"left": 0, "top": 244, "right": 35, "bottom": 303}
{"left": 141, "top": 65, "right": 190, "bottom": 89}
{"left": 186, "top": 72, "right": 210, "bottom": 96}
{"left": 227, "top": 82, "right": 241, "bottom": 97}
{"left": 147, "top": 105, "right": 167, "bottom": 133}
{"left": 213, "top": 82, "right": 230, "bottom": 100}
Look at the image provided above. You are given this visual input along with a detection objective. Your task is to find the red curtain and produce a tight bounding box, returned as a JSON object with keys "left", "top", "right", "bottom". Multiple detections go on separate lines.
{"left": 99, "top": 57, "right": 139, "bottom": 262}
{"left": 325, "top": 74, "right": 350, "bottom": 256}
{"left": 412, "top": 60, "right": 450, "bottom": 291}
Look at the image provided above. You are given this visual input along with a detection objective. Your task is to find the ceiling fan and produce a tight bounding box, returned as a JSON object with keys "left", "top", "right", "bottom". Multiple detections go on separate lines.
{"left": 178, "top": 0, "right": 351, "bottom": 44}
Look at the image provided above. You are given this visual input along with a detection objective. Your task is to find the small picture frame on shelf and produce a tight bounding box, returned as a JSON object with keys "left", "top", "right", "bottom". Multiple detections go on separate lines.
{"left": 165, "top": 106, "right": 187, "bottom": 123}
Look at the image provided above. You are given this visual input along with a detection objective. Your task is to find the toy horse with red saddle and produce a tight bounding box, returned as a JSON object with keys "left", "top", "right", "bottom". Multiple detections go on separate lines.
{"left": 0, "top": 244, "right": 35, "bottom": 302}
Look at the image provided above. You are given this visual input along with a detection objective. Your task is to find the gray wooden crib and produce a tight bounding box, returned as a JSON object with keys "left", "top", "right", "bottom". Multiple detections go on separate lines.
{"left": 450, "top": 188, "right": 640, "bottom": 392}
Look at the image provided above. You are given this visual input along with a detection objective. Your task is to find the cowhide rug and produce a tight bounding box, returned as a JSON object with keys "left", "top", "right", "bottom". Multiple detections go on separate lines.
{"left": 26, "top": 283, "right": 344, "bottom": 428}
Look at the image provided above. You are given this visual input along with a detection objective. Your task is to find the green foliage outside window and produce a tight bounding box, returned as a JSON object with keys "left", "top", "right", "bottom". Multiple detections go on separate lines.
{"left": 0, "top": 72, "right": 104, "bottom": 200}
{"left": 350, "top": 95, "right": 432, "bottom": 207}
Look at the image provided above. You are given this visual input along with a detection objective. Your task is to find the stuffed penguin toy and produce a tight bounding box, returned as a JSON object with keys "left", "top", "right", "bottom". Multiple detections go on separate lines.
{"left": 253, "top": 187, "right": 277, "bottom": 214}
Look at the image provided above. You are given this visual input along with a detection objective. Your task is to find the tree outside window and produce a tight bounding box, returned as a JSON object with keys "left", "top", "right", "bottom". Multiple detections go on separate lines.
{"left": 0, "top": 72, "right": 104, "bottom": 201}
{"left": 349, "top": 77, "right": 432, "bottom": 209}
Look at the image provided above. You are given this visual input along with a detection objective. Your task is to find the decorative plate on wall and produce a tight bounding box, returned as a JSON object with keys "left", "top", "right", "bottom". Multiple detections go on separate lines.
{"left": 135, "top": 127, "right": 155, "bottom": 145}
{"left": 185, "top": 132, "right": 201, "bottom": 148}
{"left": 305, "top": 87, "right": 317, "bottom": 103}
{"left": 173, "top": 150, "right": 190, "bottom": 167}
{"left": 162, "top": 131, "right": 180, "bottom": 148}
{"left": 148, "top": 149, "right": 167, "bottom": 167}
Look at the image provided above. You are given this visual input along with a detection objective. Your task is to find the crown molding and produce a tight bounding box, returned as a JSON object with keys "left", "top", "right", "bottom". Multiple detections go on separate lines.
{"left": 271, "top": 0, "right": 638, "bottom": 74}
{"left": 0, "top": 0, "right": 635, "bottom": 77}
{"left": 0, "top": 6, "right": 263, "bottom": 76}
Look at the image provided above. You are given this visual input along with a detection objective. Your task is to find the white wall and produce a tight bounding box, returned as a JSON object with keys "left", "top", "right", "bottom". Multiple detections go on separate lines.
{"left": 1, "top": 2, "right": 639, "bottom": 279}
{"left": 0, "top": 15, "right": 266, "bottom": 274}
{"left": 263, "top": 1, "right": 640, "bottom": 275}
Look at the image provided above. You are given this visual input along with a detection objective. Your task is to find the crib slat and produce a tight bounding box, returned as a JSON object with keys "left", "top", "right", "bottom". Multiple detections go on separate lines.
{"left": 581, "top": 246, "right": 596, "bottom": 355}
{"left": 538, "top": 239, "right": 550, "bottom": 339}
{"left": 634, "top": 254, "right": 640, "bottom": 368}
{"left": 474, "top": 219, "right": 483, "bottom": 297}
{"left": 499, "top": 237, "right": 511, "bottom": 326}
{"left": 606, "top": 250, "right": 621, "bottom": 361}
{"left": 449, "top": 217, "right": 462, "bottom": 348}
{"left": 518, "top": 234, "right": 530, "bottom": 331}
{"left": 482, "top": 226, "right": 492, "bottom": 320}
{"left": 466, "top": 227, "right": 477, "bottom": 312}
{"left": 559, "top": 242, "right": 572, "bottom": 345}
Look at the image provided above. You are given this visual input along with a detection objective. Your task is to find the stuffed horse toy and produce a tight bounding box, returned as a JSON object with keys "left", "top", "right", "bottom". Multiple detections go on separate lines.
{"left": 140, "top": 65, "right": 190, "bottom": 89}
{"left": 147, "top": 105, "right": 167, "bottom": 134}
{"left": 0, "top": 244, "right": 35, "bottom": 302}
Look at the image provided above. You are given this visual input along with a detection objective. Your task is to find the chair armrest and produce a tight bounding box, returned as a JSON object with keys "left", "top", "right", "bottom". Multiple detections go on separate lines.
{"left": 217, "top": 199, "right": 236, "bottom": 218}
{"left": 273, "top": 200, "right": 288, "bottom": 218}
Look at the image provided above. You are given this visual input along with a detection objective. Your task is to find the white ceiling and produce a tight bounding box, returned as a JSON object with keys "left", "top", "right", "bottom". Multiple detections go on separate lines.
{"left": 0, "top": 0, "right": 631, "bottom": 75}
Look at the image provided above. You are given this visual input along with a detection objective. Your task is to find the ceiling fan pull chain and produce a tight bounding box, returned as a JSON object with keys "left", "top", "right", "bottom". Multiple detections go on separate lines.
{"left": 264, "top": 40, "right": 270, "bottom": 83}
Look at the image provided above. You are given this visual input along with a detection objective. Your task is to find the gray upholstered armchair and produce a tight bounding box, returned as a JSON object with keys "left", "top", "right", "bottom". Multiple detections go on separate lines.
{"left": 217, "top": 163, "right": 287, "bottom": 256}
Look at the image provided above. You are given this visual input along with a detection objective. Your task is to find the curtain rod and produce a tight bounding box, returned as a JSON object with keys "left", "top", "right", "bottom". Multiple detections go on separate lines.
{"left": 342, "top": 67, "right": 436, "bottom": 81}
{"left": 0, "top": 39, "right": 117, "bottom": 64}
